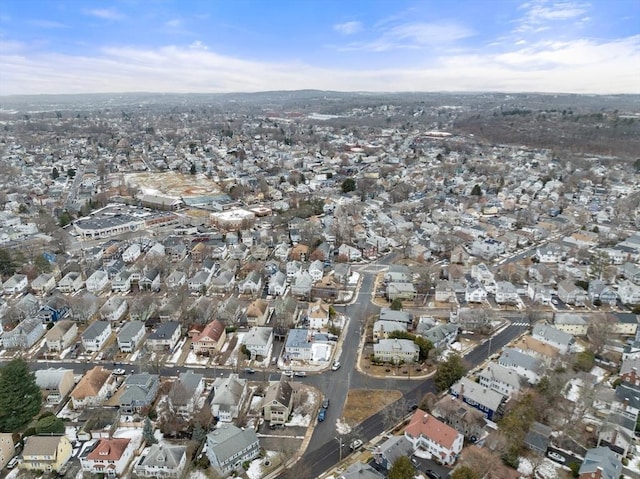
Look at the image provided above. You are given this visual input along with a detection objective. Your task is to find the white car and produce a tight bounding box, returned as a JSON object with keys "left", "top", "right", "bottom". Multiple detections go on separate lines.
{"left": 547, "top": 451, "right": 565, "bottom": 463}
{"left": 349, "top": 439, "right": 363, "bottom": 450}
{"left": 331, "top": 361, "right": 341, "bottom": 371}
{"left": 112, "top": 368, "right": 126, "bottom": 376}
{"left": 283, "top": 370, "right": 294, "bottom": 377}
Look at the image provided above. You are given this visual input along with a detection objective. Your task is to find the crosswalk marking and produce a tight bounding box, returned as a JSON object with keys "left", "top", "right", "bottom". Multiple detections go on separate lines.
{"left": 510, "top": 322, "right": 530, "bottom": 327}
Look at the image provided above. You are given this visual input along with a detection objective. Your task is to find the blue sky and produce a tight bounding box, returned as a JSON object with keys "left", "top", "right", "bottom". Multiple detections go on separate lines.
{"left": 0, "top": 0, "right": 638, "bottom": 95}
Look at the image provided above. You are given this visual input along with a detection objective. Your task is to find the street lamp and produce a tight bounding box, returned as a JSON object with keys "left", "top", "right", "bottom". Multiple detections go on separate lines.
{"left": 335, "top": 436, "right": 344, "bottom": 463}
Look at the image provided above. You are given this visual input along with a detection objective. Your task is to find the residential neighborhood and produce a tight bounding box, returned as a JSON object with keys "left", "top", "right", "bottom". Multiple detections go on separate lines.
{"left": 0, "top": 90, "right": 639, "bottom": 479}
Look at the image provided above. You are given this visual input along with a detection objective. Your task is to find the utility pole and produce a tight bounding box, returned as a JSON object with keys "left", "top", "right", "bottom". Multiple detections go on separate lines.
{"left": 335, "top": 436, "right": 344, "bottom": 463}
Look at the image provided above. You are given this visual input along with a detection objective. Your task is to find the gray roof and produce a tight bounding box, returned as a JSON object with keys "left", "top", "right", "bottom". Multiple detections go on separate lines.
{"left": 524, "top": 421, "right": 551, "bottom": 452}
{"left": 177, "top": 370, "right": 204, "bottom": 396}
{"left": 137, "top": 444, "right": 186, "bottom": 470}
{"left": 341, "top": 462, "right": 385, "bottom": 479}
{"left": 242, "top": 326, "right": 273, "bottom": 347}
{"left": 148, "top": 321, "right": 180, "bottom": 340}
{"left": 82, "top": 320, "right": 110, "bottom": 340}
{"left": 499, "top": 347, "right": 542, "bottom": 372}
{"left": 579, "top": 447, "right": 622, "bottom": 479}
{"left": 375, "top": 435, "right": 413, "bottom": 466}
{"left": 378, "top": 308, "right": 413, "bottom": 324}
{"left": 479, "top": 361, "right": 524, "bottom": 389}
{"left": 212, "top": 375, "right": 246, "bottom": 406}
{"left": 206, "top": 424, "right": 259, "bottom": 465}
{"left": 532, "top": 324, "right": 575, "bottom": 347}
{"left": 118, "top": 321, "right": 145, "bottom": 341}
{"left": 374, "top": 338, "right": 419, "bottom": 355}
{"left": 450, "top": 377, "right": 506, "bottom": 411}
{"left": 422, "top": 323, "right": 458, "bottom": 344}
{"left": 614, "top": 382, "right": 640, "bottom": 411}
{"left": 285, "top": 328, "right": 311, "bottom": 349}
{"left": 35, "top": 368, "right": 73, "bottom": 390}
{"left": 554, "top": 312, "right": 587, "bottom": 325}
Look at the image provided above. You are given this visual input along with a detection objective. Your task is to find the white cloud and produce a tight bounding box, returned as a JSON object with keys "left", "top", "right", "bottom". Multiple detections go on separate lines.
{"left": 0, "top": 35, "right": 638, "bottom": 95}
{"left": 82, "top": 9, "right": 124, "bottom": 21}
{"left": 516, "top": 0, "right": 590, "bottom": 32}
{"left": 334, "top": 21, "right": 363, "bottom": 35}
{"left": 340, "top": 20, "right": 474, "bottom": 52}
{"left": 166, "top": 19, "right": 183, "bottom": 29}
{"left": 28, "top": 19, "right": 68, "bottom": 29}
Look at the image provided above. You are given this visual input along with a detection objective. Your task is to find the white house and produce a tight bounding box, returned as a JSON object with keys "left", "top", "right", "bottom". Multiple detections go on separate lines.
{"left": 374, "top": 338, "right": 420, "bottom": 363}
{"left": 80, "top": 438, "right": 135, "bottom": 477}
{"left": 210, "top": 374, "right": 248, "bottom": 422}
{"left": 116, "top": 321, "right": 145, "bottom": 353}
{"left": 532, "top": 324, "right": 575, "bottom": 354}
{"left": 338, "top": 243, "right": 363, "bottom": 261}
{"left": 404, "top": 410, "right": 464, "bottom": 466}
{"left": 3, "top": 274, "right": 28, "bottom": 295}
{"left": 268, "top": 271, "right": 287, "bottom": 296}
{"left": 45, "top": 320, "right": 78, "bottom": 352}
{"left": 241, "top": 327, "right": 274, "bottom": 359}
{"left": 478, "top": 361, "right": 524, "bottom": 399}
{"left": 122, "top": 243, "right": 142, "bottom": 263}
{"left": 81, "top": 321, "right": 112, "bottom": 352}
{"left": 31, "top": 273, "right": 56, "bottom": 295}
{"left": 553, "top": 312, "right": 589, "bottom": 336}
{"left": 495, "top": 281, "right": 519, "bottom": 304}
{"left": 284, "top": 329, "right": 313, "bottom": 361}
{"left": 498, "top": 347, "right": 542, "bottom": 384}
{"left": 307, "top": 299, "right": 330, "bottom": 330}
{"left": 134, "top": 444, "right": 187, "bottom": 479}
{"left": 99, "top": 296, "right": 128, "bottom": 322}
{"left": 619, "top": 280, "right": 640, "bottom": 305}
{"left": 86, "top": 270, "right": 110, "bottom": 293}
{"left": 57, "top": 272, "right": 84, "bottom": 293}
{"left": 308, "top": 260, "right": 325, "bottom": 282}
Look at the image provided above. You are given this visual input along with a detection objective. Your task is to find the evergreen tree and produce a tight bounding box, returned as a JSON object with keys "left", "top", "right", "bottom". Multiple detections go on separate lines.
{"left": 51, "top": 167, "right": 59, "bottom": 179}
{"left": 470, "top": 184, "right": 482, "bottom": 196}
{"left": 341, "top": 178, "right": 356, "bottom": 193}
{"left": 0, "top": 249, "right": 16, "bottom": 277}
{"left": 390, "top": 298, "right": 403, "bottom": 310}
{"left": 0, "top": 358, "right": 42, "bottom": 432}
{"left": 36, "top": 415, "right": 65, "bottom": 434}
{"left": 434, "top": 353, "right": 466, "bottom": 392}
{"left": 143, "top": 416, "right": 157, "bottom": 445}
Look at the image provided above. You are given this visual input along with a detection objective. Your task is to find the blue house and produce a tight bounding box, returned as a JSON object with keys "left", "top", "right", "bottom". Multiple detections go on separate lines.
{"left": 37, "top": 295, "right": 70, "bottom": 323}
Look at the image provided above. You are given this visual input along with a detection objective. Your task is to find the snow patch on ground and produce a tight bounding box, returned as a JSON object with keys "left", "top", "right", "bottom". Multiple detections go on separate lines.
{"left": 589, "top": 366, "right": 607, "bottom": 383}
{"left": 57, "top": 399, "right": 82, "bottom": 421}
{"left": 286, "top": 413, "right": 311, "bottom": 427}
{"left": 564, "top": 377, "right": 583, "bottom": 402}
{"left": 167, "top": 337, "right": 187, "bottom": 364}
{"left": 249, "top": 394, "right": 264, "bottom": 413}
{"left": 518, "top": 456, "right": 565, "bottom": 479}
{"left": 188, "top": 470, "right": 211, "bottom": 479}
{"left": 336, "top": 418, "right": 352, "bottom": 435}
{"left": 246, "top": 450, "right": 278, "bottom": 479}
{"left": 185, "top": 350, "right": 210, "bottom": 365}
{"left": 311, "top": 342, "right": 332, "bottom": 362}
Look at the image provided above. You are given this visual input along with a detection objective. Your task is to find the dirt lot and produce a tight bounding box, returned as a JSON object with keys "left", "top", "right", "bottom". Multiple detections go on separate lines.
{"left": 342, "top": 389, "right": 403, "bottom": 425}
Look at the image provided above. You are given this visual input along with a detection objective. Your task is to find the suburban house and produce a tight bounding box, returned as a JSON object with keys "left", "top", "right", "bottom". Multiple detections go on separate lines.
{"left": 85, "top": 270, "right": 110, "bottom": 293}
{"left": 557, "top": 279, "right": 587, "bottom": 306}
{"left": 578, "top": 447, "right": 622, "bottom": 479}
{"left": 268, "top": 271, "right": 287, "bottom": 296}
{"left": 99, "top": 296, "right": 128, "bottom": 322}
{"left": 134, "top": 444, "right": 187, "bottom": 479}
{"left": 498, "top": 348, "right": 543, "bottom": 384}
{"left": 422, "top": 324, "right": 459, "bottom": 349}
{"left": 339, "top": 462, "right": 384, "bottom": 479}
{"left": 554, "top": 312, "right": 589, "bottom": 336}
{"left": 432, "top": 396, "right": 486, "bottom": 439}
{"left": 2, "top": 274, "right": 28, "bottom": 295}
{"left": 262, "top": 378, "right": 296, "bottom": 426}
{"left": 291, "top": 271, "right": 313, "bottom": 297}
{"left": 192, "top": 319, "right": 226, "bottom": 355}
{"left": 206, "top": 425, "right": 260, "bottom": 477}
{"left": 610, "top": 313, "right": 640, "bottom": 336}
{"left": 171, "top": 371, "right": 205, "bottom": 418}
{"left": 57, "top": 271, "right": 84, "bottom": 293}
{"left": 618, "top": 280, "right": 640, "bottom": 305}
{"left": 308, "top": 260, "right": 325, "bottom": 282}
{"left": 284, "top": 329, "right": 313, "bottom": 361}
{"left": 531, "top": 324, "right": 575, "bottom": 354}
{"left": 35, "top": 368, "right": 75, "bottom": 405}
{"left": 211, "top": 374, "right": 248, "bottom": 422}
{"left": 307, "top": 299, "right": 331, "bottom": 330}
{"left": 20, "top": 435, "right": 73, "bottom": 473}
{"left": 450, "top": 377, "right": 507, "bottom": 421}
{"left": 386, "top": 282, "right": 417, "bottom": 301}
{"left": 241, "top": 326, "right": 274, "bottom": 359}
{"left": 465, "top": 282, "right": 488, "bottom": 303}
{"left": 116, "top": 321, "right": 146, "bottom": 353}
{"left": 597, "top": 409, "right": 636, "bottom": 460}
{"left": 524, "top": 422, "right": 552, "bottom": 455}
{"left": 1, "top": 317, "right": 46, "bottom": 349}
{"left": 237, "top": 271, "right": 263, "bottom": 295}
{"left": 45, "top": 319, "right": 78, "bottom": 352}
{"left": 338, "top": 243, "right": 363, "bottom": 261}
{"left": 70, "top": 366, "right": 119, "bottom": 409}
{"left": 165, "top": 270, "right": 186, "bottom": 289}
{"left": 373, "top": 320, "right": 407, "bottom": 342}
{"left": 122, "top": 243, "right": 141, "bottom": 263}
{"left": 495, "top": 281, "right": 519, "bottom": 304}
{"left": 372, "top": 435, "right": 414, "bottom": 471}
{"left": 139, "top": 268, "right": 161, "bottom": 292}
{"left": 478, "top": 361, "right": 524, "bottom": 399}
{"left": 378, "top": 308, "right": 414, "bottom": 328}
{"left": 81, "top": 321, "right": 112, "bottom": 352}
{"left": 31, "top": 273, "right": 56, "bottom": 295}
{"left": 404, "top": 410, "right": 464, "bottom": 466}
{"left": 588, "top": 279, "right": 618, "bottom": 306}
{"left": 244, "top": 299, "right": 270, "bottom": 327}
{"left": 118, "top": 373, "right": 160, "bottom": 414}
{"left": 80, "top": 438, "right": 135, "bottom": 477}
{"left": 435, "top": 280, "right": 456, "bottom": 303}
{"left": 111, "top": 270, "right": 132, "bottom": 293}
{"left": 527, "top": 283, "right": 553, "bottom": 305}
{"left": 37, "top": 295, "right": 70, "bottom": 323}
{"left": 373, "top": 338, "right": 419, "bottom": 364}
{"left": 146, "top": 321, "right": 181, "bottom": 351}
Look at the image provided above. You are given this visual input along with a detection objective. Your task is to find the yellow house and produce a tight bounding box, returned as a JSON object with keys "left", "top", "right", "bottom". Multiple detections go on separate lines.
{"left": 20, "top": 435, "right": 73, "bottom": 473}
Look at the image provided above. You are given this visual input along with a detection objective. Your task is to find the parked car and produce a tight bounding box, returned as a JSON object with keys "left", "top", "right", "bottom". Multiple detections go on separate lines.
{"left": 112, "top": 368, "right": 126, "bottom": 376}
{"left": 244, "top": 368, "right": 255, "bottom": 374}
{"left": 547, "top": 450, "right": 565, "bottom": 463}
{"left": 322, "top": 398, "right": 330, "bottom": 409}
{"left": 331, "top": 361, "right": 341, "bottom": 371}
{"left": 283, "top": 370, "right": 294, "bottom": 377}
{"left": 318, "top": 408, "right": 326, "bottom": 422}
{"left": 349, "top": 439, "right": 363, "bottom": 450}
{"left": 294, "top": 371, "right": 307, "bottom": 377}
{"left": 7, "top": 456, "right": 19, "bottom": 469}
{"left": 426, "top": 470, "right": 441, "bottom": 479}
